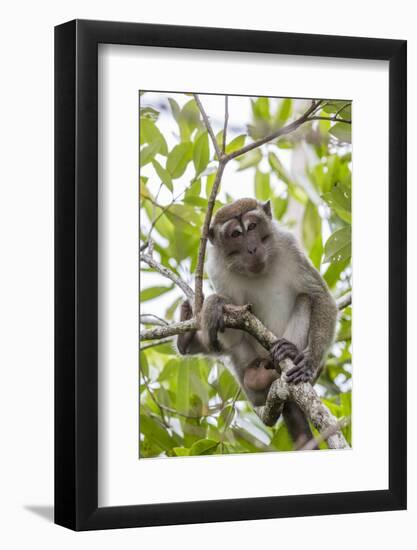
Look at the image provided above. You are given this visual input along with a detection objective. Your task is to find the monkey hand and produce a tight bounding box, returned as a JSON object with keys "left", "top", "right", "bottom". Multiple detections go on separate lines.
{"left": 177, "top": 300, "right": 195, "bottom": 355}
{"left": 270, "top": 338, "right": 300, "bottom": 371}
{"left": 285, "top": 348, "right": 315, "bottom": 384}
{"left": 180, "top": 299, "right": 193, "bottom": 321}
{"left": 201, "top": 294, "right": 227, "bottom": 352}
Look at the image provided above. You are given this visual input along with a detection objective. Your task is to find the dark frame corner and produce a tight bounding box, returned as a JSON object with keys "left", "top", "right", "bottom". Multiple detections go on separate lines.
{"left": 55, "top": 19, "right": 407, "bottom": 531}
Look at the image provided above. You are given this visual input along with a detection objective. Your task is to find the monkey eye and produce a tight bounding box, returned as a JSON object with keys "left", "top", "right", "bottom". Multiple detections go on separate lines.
{"left": 231, "top": 229, "right": 242, "bottom": 238}
{"left": 247, "top": 222, "right": 257, "bottom": 231}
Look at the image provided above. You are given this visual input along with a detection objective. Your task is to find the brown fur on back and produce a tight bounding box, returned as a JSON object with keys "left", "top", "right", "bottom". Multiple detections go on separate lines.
{"left": 212, "top": 198, "right": 258, "bottom": 225}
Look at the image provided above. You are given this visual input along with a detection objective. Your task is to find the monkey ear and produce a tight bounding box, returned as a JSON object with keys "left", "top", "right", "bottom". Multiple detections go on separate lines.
{"left": 208, "top": 226, "right": 215, "bottom": 243}
{"left": 262, "top": 200, "right": 272, "bottom": 218}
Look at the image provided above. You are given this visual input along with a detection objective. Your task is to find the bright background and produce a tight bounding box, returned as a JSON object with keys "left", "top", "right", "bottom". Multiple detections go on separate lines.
{"left": 0, "top": 1, "right": 414, "bottom": 549}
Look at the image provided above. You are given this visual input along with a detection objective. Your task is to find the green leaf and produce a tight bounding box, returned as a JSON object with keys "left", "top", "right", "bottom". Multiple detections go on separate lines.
{"left": 322, "top": 181, "right": 351, "bottom": 213}
{"left": 177, "top": 363, "right": 190, "bottom": 414}
{"left": 225, "top": 134, "right": 246, "bottom": 154}
{"left": 193, "top": 132, "right": 210, "bottom": 175}
{"left": 275, "top": 98, "right": 292, "bottom": 126}
{"left": 168, "top": 97, "right": 181, "bottom": 123}
{"left": 184, "top": 195, "right": 208, "bottom": 208}
{"left": 268, "top": 152, "right": 292, "bottom": 186}
{"left": 166, "top": 142, "right": 192, "bottom": 178}
{"left": 140, "top": 106, "right": 159, "bottom": 121}
{"left": 323, "top": 101, "right": 351, "bottom": 120}
{"left": 140, "top": 118, "right": 168, "bottom": 155}
{"left": 184, "top": 178, "right": 202, "bottom": 198}
{"left": 140, "top": 412, "right": 174, "bottom": 452}
{"left": 139, "top": 350, "right": 149, "bottom": 377}
{"left": 302, "top": 200, "right": 321, "bottom": 251}
{"left": 323, "top": 227, "right": 351, "bottom": 264}
{"left": 309, "top": 233, "right": 323, "bottom": 269}
{"left": 254, "top": 170, "right": 271, "bottom": 201}
{"left": 236, "top": 148, "right": 262, "bottom": 171}
{"left": 178, "top": 99, "right": 201, "bottom": 141}
{"left": 329, "top": 122, "right": 351, "bottom": 143}
{"left": 140, "top": 142, "right": 160, "bottom": 166}
{"left": 270, "top": 422, "right": 293, "bottom": 451}
{"left": 140, "top": 285, "right": 173, "bottom": 302}
{"left": 272, "top": 196, "right": 288, "bottom": 220}
{"left": 189, "top": 439, "right": 220, "bottom": 456}
{"left": 251, "top": 97, "right": 270, "bottom": 120}
{"left": 218, "top": 404, "right": 235, "bottom": 430}
{"left": 218, "top": 369, "right": 239, "bottom": 401}
{"left": 172, "top": 447, "right": 190, "bottom": 456}
{"left": 152, "top": 159, "right": 173, "bottom": 192}
{"left": 324, "top": 258, "right": 350, "bottom": 288}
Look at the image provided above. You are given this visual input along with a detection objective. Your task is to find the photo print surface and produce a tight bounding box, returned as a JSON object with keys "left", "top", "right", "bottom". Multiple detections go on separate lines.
{"left": 139, "top": 92, "right": 352, "bottom": 458}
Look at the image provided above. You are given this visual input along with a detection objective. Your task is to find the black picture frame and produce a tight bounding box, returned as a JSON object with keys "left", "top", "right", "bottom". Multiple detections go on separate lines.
{"left": 55, "top": 19, "right": 407, "bottom": 531}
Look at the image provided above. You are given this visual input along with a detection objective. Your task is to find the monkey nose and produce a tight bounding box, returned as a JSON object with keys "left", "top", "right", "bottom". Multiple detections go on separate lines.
{"left": 248, "top": 247, "right": 257, "bottom": 255}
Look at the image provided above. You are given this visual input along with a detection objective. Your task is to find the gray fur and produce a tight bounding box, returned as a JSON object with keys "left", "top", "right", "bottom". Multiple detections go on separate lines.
{"left": 177, "top": 200, "right": 337, "bottom": 410}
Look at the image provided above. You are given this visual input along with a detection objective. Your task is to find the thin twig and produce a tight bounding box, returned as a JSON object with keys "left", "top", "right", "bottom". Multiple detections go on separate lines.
{"left": 300, "top": 416, "right": 350, "bottom": 451}
{"left": 334, "top": 102, "right": 351, "bottom": 118}
{"left": 222, "top": 96, "right": 229, "bottom": 154}
{"left": 140, "top": 338, "right": 174, "bottom": 351}
{"left": 140, "top": 313, "right": 169, "bottom": 326}
{"left": 147, "top": 177, "right": 202, "bottom": 238}
{"left": 140, "top": 252, "right": 195, "bottom": 303}
{"left": 225, "top": 100, "right": 319, "bottom": 161}
{"left": 140, "top": 365, "right": 169, "bottom": 427}
{"left": 309, "top": 116, "right": 352, "bottom": 124}
{"left": 337, "top": 292, "right": 351, "bottom": 310}
{"left": 193, "top": 94, "right": 222, "bottom": 160}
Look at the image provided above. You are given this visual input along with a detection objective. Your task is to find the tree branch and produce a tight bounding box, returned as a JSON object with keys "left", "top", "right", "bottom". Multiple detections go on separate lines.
{"left": 140, "top": 302, "right": 349, "bottom": 449}
{"left": 141, "top": 98, "right": 351, "bottom": 449}
{"left": 337, "top": 292, "right": 351, "bottom": 310}
{"left": 140, "top": 252, "right": 195, "bottom": 303}
{"left": 222, "top": 95, "right": 229, "bottom": 154}
{"left": 193, "top": 94, "right": 222, "bottom": 160}
{"left": 309, "top": 116, "right": 352, "bottom": 124}
{"left": 225, "top": 100, "right": 319, "bottom": 161}
{"left": 140, "top": 313, "right": 168, "bottom": 326}
{"left": 193, "top": 159, "right": 226, "bottom": 314}
{"left": 300, "top": 417, "right": 350, "bottom": 451}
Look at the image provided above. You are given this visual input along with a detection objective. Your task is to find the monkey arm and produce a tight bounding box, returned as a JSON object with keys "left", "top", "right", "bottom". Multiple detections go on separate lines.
{"left": 177, "top": 295, "right": 231, "bottom": 355}
{"left": 177, "top": 300, "right": 207, "bottom": 355}
{"left": 287, "top": 258, "right": 338, "bottom": 383}
{"left": 305, "top": 287, "right": 338, "bottom": 373}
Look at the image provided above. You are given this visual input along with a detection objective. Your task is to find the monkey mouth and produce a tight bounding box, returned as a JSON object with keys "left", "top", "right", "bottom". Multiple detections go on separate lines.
{"left": 247, "top": 261, "right": 265, "bottom": 274}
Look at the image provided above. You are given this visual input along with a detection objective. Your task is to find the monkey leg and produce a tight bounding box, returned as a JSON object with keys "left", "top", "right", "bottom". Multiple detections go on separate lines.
{"left": 243, "top": 358, "right": 277, "bottom": 392}
{"left": 283, "top": 401, "right": 315, "bottom": 450}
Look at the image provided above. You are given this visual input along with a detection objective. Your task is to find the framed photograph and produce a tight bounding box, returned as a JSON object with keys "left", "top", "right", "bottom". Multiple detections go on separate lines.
{"left": 55, "top": 19, "right": 407, "bottom": 531}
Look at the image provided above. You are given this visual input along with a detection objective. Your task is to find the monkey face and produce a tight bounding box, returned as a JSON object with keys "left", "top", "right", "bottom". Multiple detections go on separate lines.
{"left": 216, "top": 210, "right": 274, "bottom": 277}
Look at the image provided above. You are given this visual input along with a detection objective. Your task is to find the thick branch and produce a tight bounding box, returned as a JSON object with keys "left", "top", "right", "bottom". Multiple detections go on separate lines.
{"left": 140, "top": 305, "right": 349, "bottom": 449}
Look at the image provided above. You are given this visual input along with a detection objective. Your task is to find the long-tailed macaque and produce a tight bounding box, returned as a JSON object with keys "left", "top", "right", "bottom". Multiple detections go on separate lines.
{"left": 177, "top": 198, "right": 337, "bottom": 435}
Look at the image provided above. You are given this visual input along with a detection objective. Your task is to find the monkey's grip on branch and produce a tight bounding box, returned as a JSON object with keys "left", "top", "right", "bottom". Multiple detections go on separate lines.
{"left": 140, "top": 303, "right": 350, "bottom": 450}
{"left": 223, "top": 304, "right": 349, "bottom": 449}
